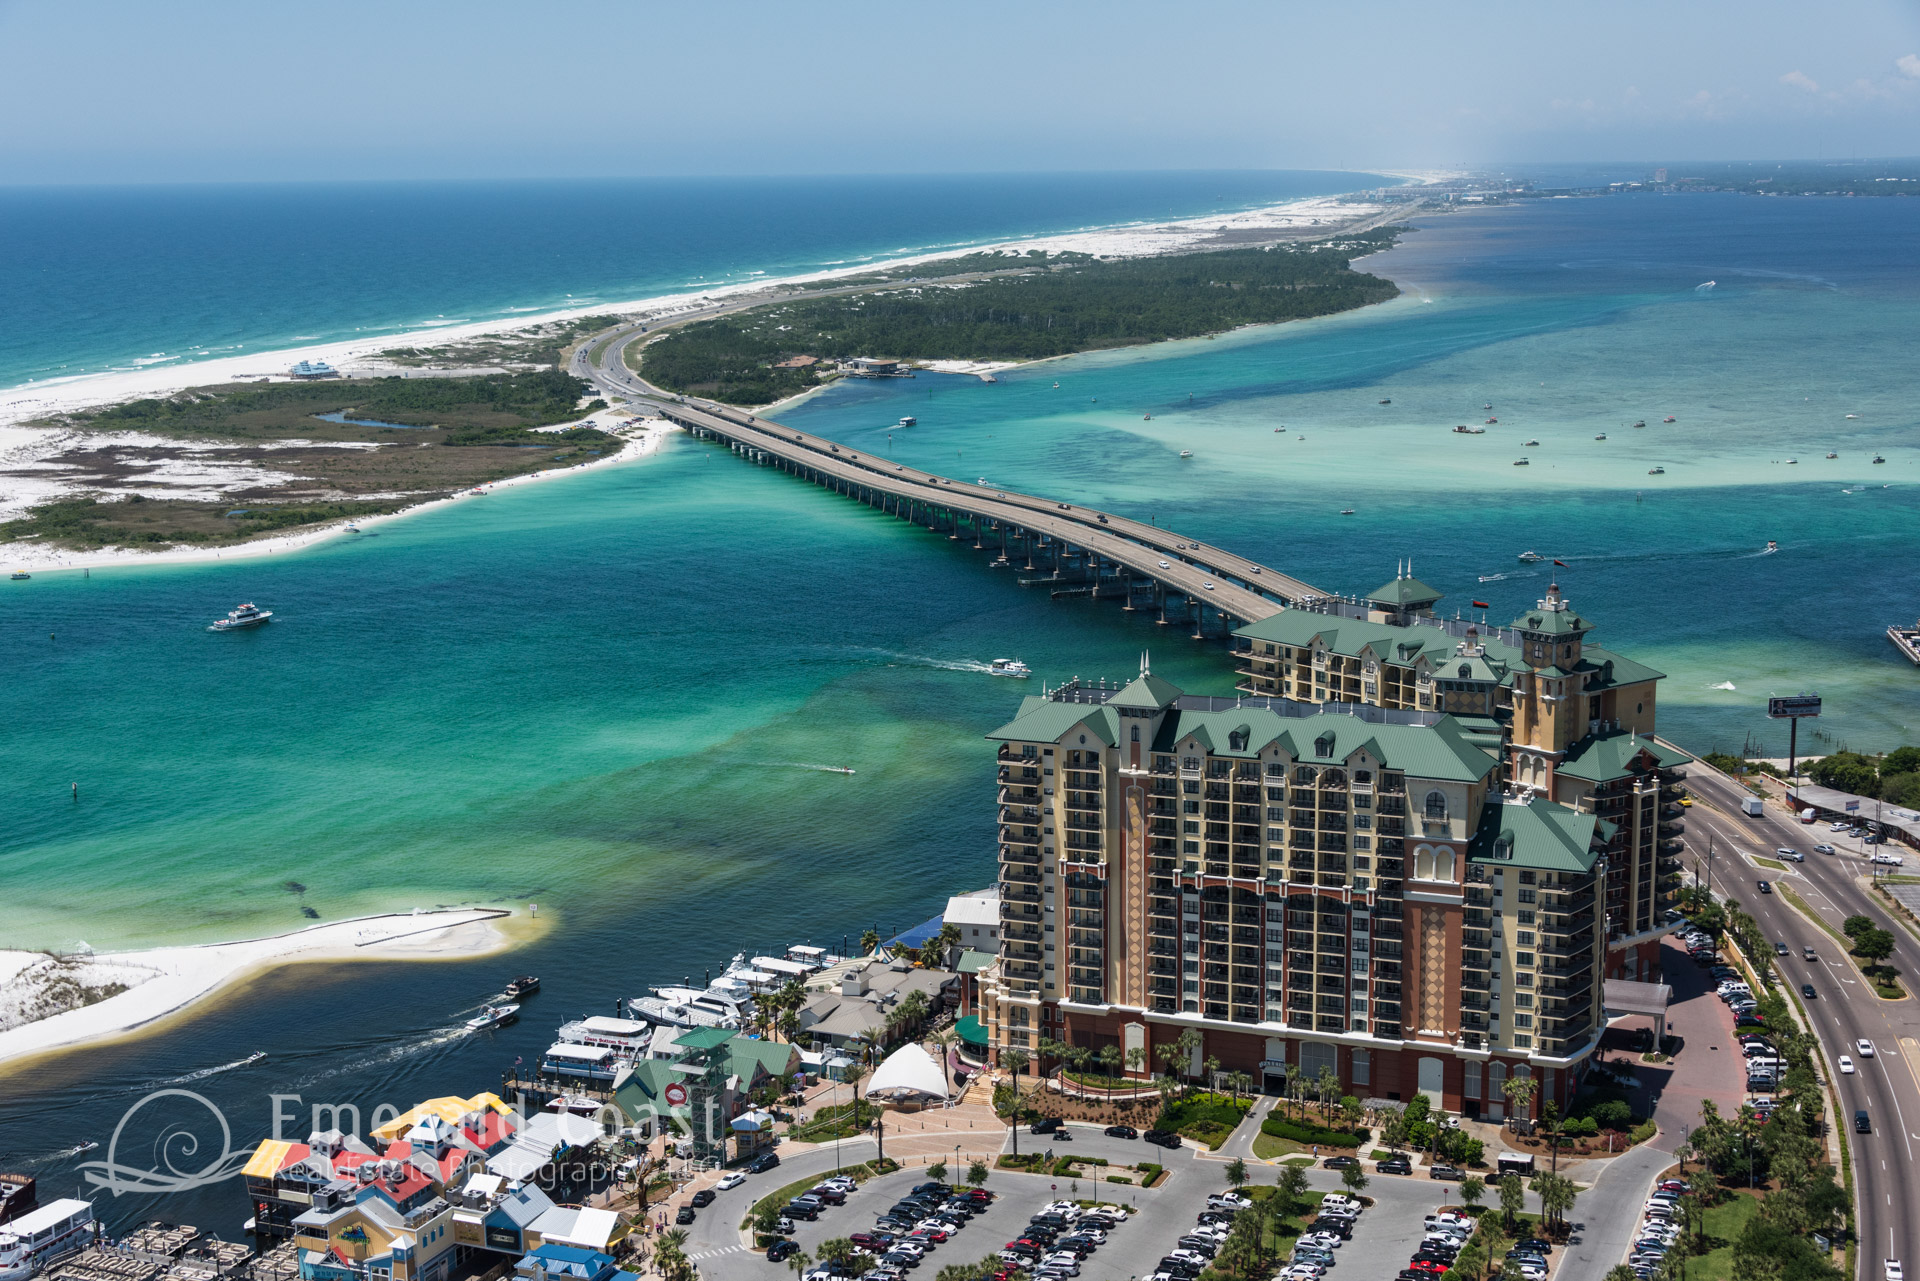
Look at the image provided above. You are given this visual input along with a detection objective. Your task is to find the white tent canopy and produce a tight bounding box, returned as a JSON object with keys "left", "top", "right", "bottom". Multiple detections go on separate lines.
{"left": 865, "top": 1042, "right": 949, "bottom": 1098}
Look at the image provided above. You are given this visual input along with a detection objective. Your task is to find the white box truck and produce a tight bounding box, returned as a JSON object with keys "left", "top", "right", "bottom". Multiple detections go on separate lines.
{"left": 1742, "top": 797, "right": 1766, "bottom": 817}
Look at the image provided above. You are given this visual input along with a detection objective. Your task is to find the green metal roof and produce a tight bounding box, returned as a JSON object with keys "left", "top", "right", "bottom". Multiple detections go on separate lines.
{"left": 1579, "top": 647, "right": 1666, "bottom": 688}
{"left": 1467, "top": 796, "right": 1602, "bottom": 873}
{"left": 674, "top": 1026, "right": 736, "bottom": 1051}
{"left": 1556, "top": 731, "right": 1693, "bottom": 784}
{"left": 954, "top": 1014, "right": 990, "bottom": 1047}
{"left": 1366, "top": 574, "right": 1446, "bottom": 609}
{"left": 955, "top": 950, "right": 997, "bottom": 975}
{"left": 611, "top": 1060, "right": 682, "bottom": 1122}
{"left": 721, "top": 1035, "right": 800, "bottom": 1083}
{"left": 986, "top": 696, "right": 1119, "bottom": 746}
{"left": 1107, "top": 671, "right": 1183, "bottom": 711}
{"left": 1511, "top": 599, "right": 1592, "bottom": 637}
{"left": 1151, "top": 707, "right": 1498, "bottom": 782}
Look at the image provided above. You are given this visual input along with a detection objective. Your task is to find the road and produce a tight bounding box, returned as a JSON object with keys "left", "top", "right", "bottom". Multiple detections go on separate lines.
{"left": 1682, "top": 762, "right": 1920, "bottom": 1274}
{"left": 570, "top": 331, "right": 1336, "bottom": 627}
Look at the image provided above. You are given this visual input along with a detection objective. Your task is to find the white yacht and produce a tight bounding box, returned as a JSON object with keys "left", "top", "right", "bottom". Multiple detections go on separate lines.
{"left": 463, "top": 1004, "right": 519, "bottom": 1032}
{"left": 990, "top": 659, "right": 1032, "bottom": 679}
{"left": 0, "top": 1199, "right": 95, "bottom": 1281}
{"left": 210, "top": 602, "right": 272, "bottom": 631}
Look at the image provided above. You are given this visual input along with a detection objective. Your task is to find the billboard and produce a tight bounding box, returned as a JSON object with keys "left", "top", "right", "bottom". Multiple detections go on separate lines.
{"left": 1768, "top": 694, "right": 1822, "bottom": 719}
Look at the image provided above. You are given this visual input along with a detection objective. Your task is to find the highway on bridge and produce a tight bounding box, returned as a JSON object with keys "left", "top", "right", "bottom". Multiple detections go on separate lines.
{"left": 574, "top": 325, "right": 1331, "bottom": 630}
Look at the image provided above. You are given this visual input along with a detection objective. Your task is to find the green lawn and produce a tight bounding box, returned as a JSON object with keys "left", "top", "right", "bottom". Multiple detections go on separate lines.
{"left": 1253, "top": 1131, "right": 1308, "bottom": 1160}
{"left": 1689, "top": 1194, "right": 1761, "bottom": 1281}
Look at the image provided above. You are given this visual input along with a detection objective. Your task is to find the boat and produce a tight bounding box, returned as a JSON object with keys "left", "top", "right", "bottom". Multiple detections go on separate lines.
{"left": 1338, "top": 508, "right": 1356, "bottom": 516}
{"left": 1512, "top": 458, "right": 1530, "bottom": 466}
{"left": 1517, "top": 551, "right": 1545, "bottom": 563}
{"left": 826, "top": 766, "right": 855, "bottom": 775}
{"left": 210, "top": 602, "right": 272, "bottom": 630}
{"left": 1846, "top": 413, "right": 1858, "bottom": 419}
{"left": 1052, "top": 383, "right": 1059, "bottom": 389}
{"left": 1378, "top": 399, "right": 1391, "bottom": 405}
{"left": 1786, "top": 458, "right": 1798, "bottom": 464}
{"left": 0, "top": 1199, "right": 96, "bottom": 1281}
{"left": 1648, "top": 466, "right": 1666, "bottom": 475}
{"left": 1484, "top": 404, "right": 1493, "bottom": 410}
{"left": 504, "top": 975, "right": 540, "bottom": 999}
{"left": 1143, "top": 413, "right": 1152, "bottom": 421}
{"left": 1663, "top": 416, "right": 1676, "bottom": 423}
{"left": 1485, "top": 417, "right": 1498, "bottom": 424}
{"left": 1889, "top": 619, "right": 1920, "bottom": 667}
{"left": 7, "top": 573, "right": 26, "bottom": 581}
{"left": 1452, "top": 425, "right": 1484, "bottom": 435}
{"left": 1827, "top": 452, "right": 1838, "bottom": 459}
{"left": 1523, "top": 439, "right": 1540, "bottom": 447}
{"left": 464, "top": 1004, "right": 519, "bottom": 1032}
{"left": 1632, "top": 421, "right": 1647, "bottom": 429}
{"left": 1763, "top": 541, "right": 1778, "bottom": 554}
{"left": 1179, "top": 450, "right": 1193, "bottom": 458}
{"left": 1595, "top": 433, "right": 1607, "bottom": 440}
{"left": 990, "top": 659, "right": 1032, "bottom": 679}
{"left": 0, "top": 1178, "right": 34, "bottom": 1228}
{"left": 897, "top": 416, "right": 916, "bottom": 427}
{"left": 1873, "top": 455, "right": 1886, "bottom": 464}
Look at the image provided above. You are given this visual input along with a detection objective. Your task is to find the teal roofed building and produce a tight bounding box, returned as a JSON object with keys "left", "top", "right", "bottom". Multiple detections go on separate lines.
{"left": 977, "top": 573, "right": 1682, "bottom": 1132}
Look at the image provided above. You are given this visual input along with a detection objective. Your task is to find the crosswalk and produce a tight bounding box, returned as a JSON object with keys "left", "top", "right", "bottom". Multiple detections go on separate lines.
{"left": 686, "top": 1246, "right": 746, "bottom": 1262}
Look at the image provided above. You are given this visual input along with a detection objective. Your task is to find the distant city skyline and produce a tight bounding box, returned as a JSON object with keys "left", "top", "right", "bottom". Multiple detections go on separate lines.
{"left": 0, "top": 0, "right": 1916, "bottom": 184}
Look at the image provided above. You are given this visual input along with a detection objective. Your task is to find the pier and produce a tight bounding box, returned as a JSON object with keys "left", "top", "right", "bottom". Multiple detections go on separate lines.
{"left": 655, "top": 399, "right": 1328, "bottom": 636}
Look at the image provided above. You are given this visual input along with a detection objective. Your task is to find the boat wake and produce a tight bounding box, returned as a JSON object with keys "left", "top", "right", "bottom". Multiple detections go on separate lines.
{"left": 1477, "top": 573, "right": 1507, "bottom": 583}
{"left": 1709, "top": 681, "right": 1738, "bottom": 691}
{"left": 25, "top": 1141, "right": 100, "bottom": 1167}
{"left": 766, "top": 761, "right": 861, "bottom": 775}
{"left": 289, "top": 1026, "right": 469, "bottom": 1089}
{"left": 151, "top": 1051, "right": 266, "bottom": 1086}
{"left": 861, "top": 649, "right": 999, "bottom": 675}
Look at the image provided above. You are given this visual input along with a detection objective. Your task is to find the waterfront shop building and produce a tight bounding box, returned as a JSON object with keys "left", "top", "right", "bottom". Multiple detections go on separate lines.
{"left": 290, "top": 1182, "right": 455, "bottom": 1281}
{"left": 976, "top": 579, "right": 1685, "bottom": 1121}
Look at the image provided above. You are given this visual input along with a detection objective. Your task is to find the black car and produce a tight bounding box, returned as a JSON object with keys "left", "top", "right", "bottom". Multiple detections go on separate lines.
{"left": 676, "top": 1206, "right": 697, "bottom": 1225}
{"left": 1802, "top": 983, "right": 1818, "bottom": 999}
{"left": 1757, "top": 880, "right": 1772, "bottom": 894}
{"left": 1429, "top": 1163, "right": 1465, "bottom": 1180}
{"left": 1517, "top": 1238, "right": 1552, "bottom": 1256}
{"left": 1856, "top": 1109, "right": 1872, "bottom": 1133}
{"left": 1030, "top": 1116, "right": 1063, "bottom": 1134}
{"left": 876, "top": 1216, "right": 916, "bottom": 1233}
{"left": 690, "top": 1189, "right": 715, "bottom": 1208}
{"left": 1104, "top": 1124, "right": 1138, "bottom": 1139}
{"left": 1323, "top": 1155, "right": 1358, "bottom": 1170}
{"left": 1309, "top": 1219, "right": 1352, "bottom": 1239}
{"left": 785, "top": 1200, "right": 820, "bottom": 1220}
{"left": 1377, "top": 1155, "right": 1412, "bottom": 1175}
{"left": 913, "top": 1182, "right": 952, "bottom": 1196}
{"left": 1143, "top": 1129, "right": 1183, "bottom": 1149}
{"left": 747, "top": 1152, "right": 781, "bottom": 1173}
{"left": 767, "top": 1240, "right": 799, "bottom": 1263}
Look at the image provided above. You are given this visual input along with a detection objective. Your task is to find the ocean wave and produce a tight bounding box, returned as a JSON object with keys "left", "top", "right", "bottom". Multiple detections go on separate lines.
{"left": 1709, "top": 681, "right": 1737, "bottom": 691}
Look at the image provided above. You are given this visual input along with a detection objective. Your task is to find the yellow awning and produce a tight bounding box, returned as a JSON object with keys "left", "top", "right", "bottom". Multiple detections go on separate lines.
{"left": 370, "top": 1092, "right": 515, "bottom": 1142}
{"left": 243, "top": 1139, "right": 295, "bottom": 1179}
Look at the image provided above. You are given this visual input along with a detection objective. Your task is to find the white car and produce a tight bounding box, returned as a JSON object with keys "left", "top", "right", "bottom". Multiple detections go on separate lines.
{"left": 1158, "top": 560, "right": 1171, "bottom": 568}
{"left": 1840, "top": 1055, "right": 1857, "bottom": 1074}
{"left": 1208, "top": 1193, "right": 1253, "bottom": 1210}
{"left": 1887, "top": 1262, "right": 1904, "bottom": 1281}
{"left": 715, "top": 1171, "right": 746, "bottom": 1191}
{"left": 1859, "top": 1039, "right": 1877, "bottom": 1058}
{"left": 1040, "top": 1254, "right": 1081, "bottom": 1275}
{"left": 1873, "top": 853, "right": 1905, "bottom": 866}
{"left": 1299, "top": 1232, "right": 1343, "bottom": 1250}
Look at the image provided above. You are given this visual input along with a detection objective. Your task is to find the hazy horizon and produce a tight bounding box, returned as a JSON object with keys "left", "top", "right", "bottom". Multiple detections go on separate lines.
{"left": 1, "top": 0, "right": 1915, "bottom": 186}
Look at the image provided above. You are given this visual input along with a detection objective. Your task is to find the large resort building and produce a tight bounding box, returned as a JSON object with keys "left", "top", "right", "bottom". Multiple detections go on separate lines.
{"left": 976, "top": 572, "right": 1688, "bottom": 1121}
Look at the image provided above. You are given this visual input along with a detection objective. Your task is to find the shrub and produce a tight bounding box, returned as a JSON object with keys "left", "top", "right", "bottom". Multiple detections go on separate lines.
{"left": 1106, "top": 1175, "right": 1130, "bottom": 1184}
{"left": 1260, "top": 1116, "right": 1369, "bottom": 1148}
{"left": 1136, "top": 1162, "right": 1165, "bottom": 1187}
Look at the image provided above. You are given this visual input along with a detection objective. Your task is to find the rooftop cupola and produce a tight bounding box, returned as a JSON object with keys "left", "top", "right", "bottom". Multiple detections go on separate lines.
{"left": 1364, "top": 559, "right": 1445, "bottom": 624}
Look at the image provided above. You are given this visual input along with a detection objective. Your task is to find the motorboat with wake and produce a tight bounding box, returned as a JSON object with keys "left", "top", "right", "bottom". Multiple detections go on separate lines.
{"left": 991, "top": 659, "right": 1032, "bottom": 678}
{"left": 505, "top": 975, "right": 540, "bottom": 999}
{"left": 464, "top": 1004, "right": 519, "bottom": 1032}
{"left": 210, "top": 602, "right": 272, "bottom": 631}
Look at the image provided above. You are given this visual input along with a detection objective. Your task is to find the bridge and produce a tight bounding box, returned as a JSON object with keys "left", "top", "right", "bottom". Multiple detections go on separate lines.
{"left": 576, "top": 327, "right": 1332, "bottom": 636}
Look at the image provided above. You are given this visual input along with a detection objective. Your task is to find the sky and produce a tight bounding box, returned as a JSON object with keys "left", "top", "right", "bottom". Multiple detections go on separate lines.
{"left": 0, "top": 0, "right": 1917, "bottom": 184}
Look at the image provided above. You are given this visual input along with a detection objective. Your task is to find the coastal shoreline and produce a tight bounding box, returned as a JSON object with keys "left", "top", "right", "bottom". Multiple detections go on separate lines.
{"left": 5, "top": 416, "right": 680, "bottom": 574}
{"left": 0, "top": 907, "right": 541, "bottom": 1075}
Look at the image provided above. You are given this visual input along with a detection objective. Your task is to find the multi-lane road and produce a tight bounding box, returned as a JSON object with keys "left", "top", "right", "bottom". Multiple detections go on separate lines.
{"left": 1681, "top": 762, "right": 1920, "bottom": 1271}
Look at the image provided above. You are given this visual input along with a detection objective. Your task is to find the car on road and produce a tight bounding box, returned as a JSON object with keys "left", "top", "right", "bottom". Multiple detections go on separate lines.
{"left": 1804, "top": 945, "right": 1818, "bottom": 959}
{"left": 1158, "top": 560, "right": 1171, "bottom": 569}
{"left": 1757, "top": 880, "right": 1772, "bottom": 893}
{"left": 1378, "top": 1155, "right": 1412, "bottom": 1175}
{"left": 690, "top": 1189, "right": 715, "bottom": 1207}
{"left": 748, "top": 1152, "right": 781, "bottom": 1173}
{"left": 1322, "top": 1155, "right": 1358, "bottom": 1169}
{"left": 767, "top": 1240, "right": 800, "bottom": 1263}
{"left": 1776, "top": 848, "right": 1805, "bottom": 862}
{"left": 1104, "top": 1124, "right": 1138, "bottom": 1139}
{"left": 1856, "top": 1109, "right": 1873, "bottom": 1133}
{"left": 1886, "top": 1261, "right": 1904, "bottom": 1281}
{"left": 1774, "top": 941, "right": 1790, "bottom": 955}
{"left": 1814, "top": 844, "right": 1836, "bottom": 854}
{"left": 716, "top": 1171, "right": 746, "bottom": 1191}
{"left": 1802, "top": 983, "right": 1818, "bottom": 999}
{"left": 1429, "top": 1163, "right": 1465, "bottom": 1180}
{"left": 1859, "top": 1039, "right": 1877, "bottom": 1057}
{"left": 675, "top": 1206, "right": 697, "bottom": 1225}
{"left": 1873, "top": 852, "right": 1904, "bottom": 865}
{"left": 1143, "top": 1129, "right": 1183, "bottom": 1149}
{"left": 1030, "top": 1116, "right": 1062, "bottom": 1134}
{"left": 1838, "top": 1055, "right": 1856, "bottom": 1074}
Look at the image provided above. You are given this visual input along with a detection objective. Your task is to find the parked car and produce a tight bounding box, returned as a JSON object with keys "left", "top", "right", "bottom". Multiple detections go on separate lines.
{"left": 1104, "top": 1125, "right": 1138, "bottom": 1139}
{"left": 1429, "top": 1163, "right": 1465, "bottom": 1180}
{"left": 690, "top": 1189, "right": 715, "bottom": 1207}
{"left": 1378, "top": 1155, "right": 1413, "bottom": 1175}
{"left": 716, "top": 1171, "right": 746, "bottom": 1191}
{"left": 676, "top": 1206, "right": 697, "bottom": 1225}
{"left": 767, "top": 1240, "right": 800, "bottom": 1263}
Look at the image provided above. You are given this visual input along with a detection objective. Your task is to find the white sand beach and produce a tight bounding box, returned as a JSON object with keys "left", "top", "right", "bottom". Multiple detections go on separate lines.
{"left": 0, "top": 907, "right": 531, "bottom": 1072}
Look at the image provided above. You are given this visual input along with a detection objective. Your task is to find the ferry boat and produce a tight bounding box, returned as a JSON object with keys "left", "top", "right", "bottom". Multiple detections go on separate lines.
{"left": 504, "top": 975, "right": 540, "bottom": 999}
{"left": 210, "top": 602, "right": 271, "bottom": 631}
{"left": 1517, "top": 551, "right": 1545, "bottom": 563}
{"left": 1663, "top": 416, "right": 1676, "bottom": 423}
{"left": 1452, "top": 425, "right": 1484, "bottom": 435}
{"left": 1523, "top": 439, "right": 1540, "bottom": 447}
{"left": 1889, "top": 619, "right": 1920, "bottom": 667}
{"left": 1512, "top": 458, "right": 1530, "bottom": 466}
{"left": 554, "top": 1015, "right": 652, "bottom": 1057}
{"left": 0, "top": 1199, "right": 95, "bottom": 1281}
{"left": 990, "top": 659, "right": 1032, "bottom": 679}
{"left": 1648, "top": 466, "right": 1666, "bottom": 475}
{"left": 897, "top": 417, "right": 916, "bottom": 427}
{"left": 1632, "top": 420, "right": 1647, "bottom": 429}
{"left": 464, "top": 1004, "right": 519, "bottom": 1032}
{"left": 1595, "top": 433, "right": 1607, "bottom": 440}
{"left": 7, "top": 573, "right": 26, "bottom": 581}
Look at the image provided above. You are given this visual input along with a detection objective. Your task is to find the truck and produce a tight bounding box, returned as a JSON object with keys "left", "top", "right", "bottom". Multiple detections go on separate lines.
{"left": 1742, "top": 796, "right": 1766, "bottom": 817}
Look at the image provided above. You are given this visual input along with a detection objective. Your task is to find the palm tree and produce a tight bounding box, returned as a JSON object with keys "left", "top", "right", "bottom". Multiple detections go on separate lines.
{"left": 1203, "top": 1055, "right": 1221, "bottom": 1093}
{"left": 785, "top": 1247, "right": 814, "bottom": 1280}
{"left": 860, "top": 928, "right": 881, "bottom": 955}
{"left": 1001, "top": 1048, "right": 1030, "bottom": 1158}
{"left": 1098, "top": 1043, "right": 1124, "bottom": 1099}
{"left": 1125, "top": 1044, "right": 1147, "bottom": 1082}
{"left": 928, "top": 1027, "right": 956, "bottom": 1094}
{"left": 1497, "top": 1173, "right": 1525, "bottom": 1231}
{"left": 1502, "top": 1074, "right": 1538, "bottom": 1128}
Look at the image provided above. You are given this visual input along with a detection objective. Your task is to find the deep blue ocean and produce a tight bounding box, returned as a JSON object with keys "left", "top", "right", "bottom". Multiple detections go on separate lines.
{"left": 1, "top": 176, "right": 1917, "bottom": 1238}
{"left": 0, "top": 171, "right": 1373, "bottom": 389}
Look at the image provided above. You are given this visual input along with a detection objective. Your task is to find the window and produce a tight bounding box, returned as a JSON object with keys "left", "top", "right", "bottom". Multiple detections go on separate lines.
{"left": 1516, "top": 931, "right": 1535, "bottom": 946}
{"left": 1131, "top": 725, "right": 1140, "bottom": 742}
{"left": 1516, "top": 952, "right": 1535, "bottom": 967}
{"left": 1517, "top": 911, "right": 1535, "bottom": 926}
{"left": 1425, "top": 790, "right": 1447, "bottom": 820}
{"left": 1513, "top": 1014, "right": 1534, "bottom": 1029}
{"left": 1517, "top": 888, "right": 1537, "bottom": 904}
{"left": 1519, "top": 870, "right": 1537, "bottom": 885}
{"left": 1352, "top": 1050, "right": 1370, "bottom": 1087}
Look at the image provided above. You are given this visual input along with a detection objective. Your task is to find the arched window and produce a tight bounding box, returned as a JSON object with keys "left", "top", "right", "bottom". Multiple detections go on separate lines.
{"left": 1425, "top": 790, "right": 1448, "bottom": 821}
{"left": 1315, "top": 733, "right": 1335, "bottom": 758}
{"left": 1414, "top": 845, "right": 1435, "bottom": 880}
{"left": 1433, "top": 848, "right": 1455, "bottom": 882}
{"left": 1294, "top": 766, "right": 1318, "bottom": 787}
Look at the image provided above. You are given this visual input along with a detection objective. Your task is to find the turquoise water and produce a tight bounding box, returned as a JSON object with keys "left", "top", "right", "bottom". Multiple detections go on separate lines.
{"left": 2, "top": 187, "right": 1918, "bottom": 1236}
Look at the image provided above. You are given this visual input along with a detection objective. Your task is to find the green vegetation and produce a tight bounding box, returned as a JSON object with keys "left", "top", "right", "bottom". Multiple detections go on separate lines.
{"left": 378, "top": 314, "right": 625, "bottom": 369}
{"left": 1259, "top": 1114, "right": 1366, "bottom": 1150}
{"left": 2, "top": 496, "right": 406, "bottom": 549}
{"left": 788, "top": 1099, "right": 879, "bottom": 1142}
{"left": 1842, "top": 913, "right": 1904, "bottom": 998}
{"left": 1808, "top": 745, "right": 1920, "bottom": 806}
{"left": 639, "top": 234, "right": 1402, "bottom": 404}
{"left": 1157, "top": 1091, "right": 1253, "bottom": 1150}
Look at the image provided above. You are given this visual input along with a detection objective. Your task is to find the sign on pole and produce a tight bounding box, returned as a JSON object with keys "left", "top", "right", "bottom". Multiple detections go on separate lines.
{"left": 1768, "top": 694, "right": 1822, "bottom": 719}
{"left": 665, "top": 1082, "right": 688, "bottom": 1107}
{"left": 1847, "top": 801, "right": 1861, "bottom": 813}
